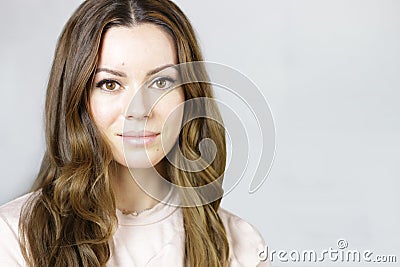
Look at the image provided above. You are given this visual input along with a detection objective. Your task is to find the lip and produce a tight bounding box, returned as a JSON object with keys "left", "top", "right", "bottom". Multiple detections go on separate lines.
{"left": 117, "top": 130, "right": 160, "bottom": 147}
{"left": 118, "top": 130, "right": 160, "bottom": 137}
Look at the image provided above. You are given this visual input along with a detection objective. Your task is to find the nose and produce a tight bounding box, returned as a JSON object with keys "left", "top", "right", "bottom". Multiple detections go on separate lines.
{"left": 124, "top": 87, "right": 150, "bottom": 120}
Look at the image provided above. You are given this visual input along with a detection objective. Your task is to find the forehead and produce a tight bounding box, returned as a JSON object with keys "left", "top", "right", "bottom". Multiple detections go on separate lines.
{"left": 98, "top": 24, "right": 177, "bottom": 72}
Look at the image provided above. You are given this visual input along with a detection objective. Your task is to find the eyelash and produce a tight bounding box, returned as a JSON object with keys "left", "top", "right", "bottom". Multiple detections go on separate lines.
{"left": 95, "top": 77, "right": 177, "bottom": 93}
{"left": 95, "top": 79, "right": 122, "bottom": 93}
{"left": 148, "top": 76, "right": 177, "bottom": 90}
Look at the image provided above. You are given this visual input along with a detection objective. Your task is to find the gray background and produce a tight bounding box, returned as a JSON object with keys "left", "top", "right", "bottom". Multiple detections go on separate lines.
{"left": 0, "top": 0, "right": 399, "bottom": 266}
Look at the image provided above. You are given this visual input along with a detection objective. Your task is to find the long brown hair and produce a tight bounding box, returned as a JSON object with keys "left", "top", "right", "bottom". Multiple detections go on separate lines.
{"left": 19, "top": 0, "right": 229, "bottom": 266}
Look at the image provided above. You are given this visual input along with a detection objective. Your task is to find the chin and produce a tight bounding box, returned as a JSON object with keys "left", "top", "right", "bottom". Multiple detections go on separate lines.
{"left": 118, "top": 153, "right": 165, "bottom": 169}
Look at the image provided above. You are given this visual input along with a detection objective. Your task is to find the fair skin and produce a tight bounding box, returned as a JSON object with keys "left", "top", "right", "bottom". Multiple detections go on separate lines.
{"left": 90, "top": 24, "right": 184, "bottom": 212}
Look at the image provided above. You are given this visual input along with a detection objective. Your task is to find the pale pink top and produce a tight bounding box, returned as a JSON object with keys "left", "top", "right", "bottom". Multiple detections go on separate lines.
{"left": 0, "top": 188, "right": 270, "bottom": 267}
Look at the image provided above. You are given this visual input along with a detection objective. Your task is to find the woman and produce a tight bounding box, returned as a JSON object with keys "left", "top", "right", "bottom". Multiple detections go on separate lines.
{"left": 0, "top": 0, "right": 270, "bottom": 266}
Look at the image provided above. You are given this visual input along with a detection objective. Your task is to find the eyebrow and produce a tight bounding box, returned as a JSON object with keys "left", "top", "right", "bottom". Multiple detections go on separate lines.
{"left": 95, "top": 68, "right": 126, "bottom": 77}
{"left": 146, "top": 64, "right": 177, "bottom": 77}
{"left": 95, "top": 64, "right": 177, "bottom": 78}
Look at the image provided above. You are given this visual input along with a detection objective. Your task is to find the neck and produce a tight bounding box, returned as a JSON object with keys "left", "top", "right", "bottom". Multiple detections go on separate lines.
{"left": 111, "top": 160, "right": 170, "bottom": 212}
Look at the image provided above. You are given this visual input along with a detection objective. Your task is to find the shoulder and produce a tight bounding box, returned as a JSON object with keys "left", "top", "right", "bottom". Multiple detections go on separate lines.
{"left": 0, "top": 193, "right": 32, "bottom": 222}
{"left": 0, "top": 192, "right": 34, "bottom": 226}
{"left": 0, "top": 192, "right": 35, "bottom": 266}
{"left": 217, "top": 207, "right": 270, "bottom": 267}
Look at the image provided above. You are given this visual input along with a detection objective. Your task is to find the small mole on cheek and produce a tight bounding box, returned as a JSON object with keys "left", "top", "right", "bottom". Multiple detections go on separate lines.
{"left": 121, "top": 62, "right": 125, "bottom": 66}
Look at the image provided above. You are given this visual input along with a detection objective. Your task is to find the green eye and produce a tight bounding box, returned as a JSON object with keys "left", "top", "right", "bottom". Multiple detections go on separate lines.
{"left": 155, "top": 79, "right": 167, "bottom": 88}
{"left": 150, "top": 77, "right": 176, "bottom": 90}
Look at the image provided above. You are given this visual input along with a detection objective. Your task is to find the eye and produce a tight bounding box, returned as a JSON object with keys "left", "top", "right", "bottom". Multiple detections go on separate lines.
{"left": 155, "top": 79, "right": 167, "bottom": 88}
{"left": 96, "top": 80, "right": 121, "bottom": 92}
{"left": 149, "top": 77, "right": 176, "bottom": 90}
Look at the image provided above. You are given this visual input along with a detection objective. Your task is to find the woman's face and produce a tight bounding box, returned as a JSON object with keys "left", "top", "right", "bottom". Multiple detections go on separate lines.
{"left": 90, "top": 24, "right": 184, "bottom": 169}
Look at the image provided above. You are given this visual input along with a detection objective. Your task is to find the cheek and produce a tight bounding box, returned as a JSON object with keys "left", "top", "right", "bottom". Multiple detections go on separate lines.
{"left": 156, "top": 90, "right": 184, "bottom": 124}
{"left": 90, "top": 93, "right": 126, "bottom": 163}
{"left": 90, "top": 94, "right": 116, "bottom": 129}
{"left": 155, "top": 90, "right": 185, "bottom": 148}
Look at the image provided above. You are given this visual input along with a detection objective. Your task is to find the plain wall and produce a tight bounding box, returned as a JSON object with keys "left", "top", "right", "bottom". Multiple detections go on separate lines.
{"left": 1, "top": 0, "right": 399, "bottom": 265}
